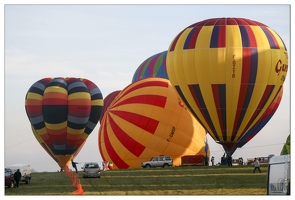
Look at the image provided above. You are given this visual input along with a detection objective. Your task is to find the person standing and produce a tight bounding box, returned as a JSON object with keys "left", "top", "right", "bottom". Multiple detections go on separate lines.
{"left": 227, "top": 153, "right": 232, "bottom": 167}
{"left": 71, "top": 159, "right": 78, "bottom": 173}
{"left": 13, "top": 169, "right": 22, "bottom": 188}
{"left": 253, "top": 158, "right": 261, "bottom": 173}
{"left": 211, "top": 156, "right": 215, "bottom": 166}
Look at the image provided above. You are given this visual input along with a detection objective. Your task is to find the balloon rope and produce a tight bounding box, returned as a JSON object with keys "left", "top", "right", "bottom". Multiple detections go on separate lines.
{"left": 64, "top": 165, "right": 84, "bottom": 195}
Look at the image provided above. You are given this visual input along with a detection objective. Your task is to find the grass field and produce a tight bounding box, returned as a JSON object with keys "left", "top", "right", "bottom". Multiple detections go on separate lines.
{"left": 5, "top": 165, "right": 268, "bottom": 195}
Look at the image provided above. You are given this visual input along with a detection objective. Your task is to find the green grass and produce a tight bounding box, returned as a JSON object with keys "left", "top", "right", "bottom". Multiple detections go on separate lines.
{"left": 5, "top": 165, "right": 268, "bottom": 195}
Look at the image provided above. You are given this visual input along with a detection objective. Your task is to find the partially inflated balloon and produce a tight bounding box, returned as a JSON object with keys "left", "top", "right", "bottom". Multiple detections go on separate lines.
{"left": 167, "top": 18, "right": 288, "bottom": 150}
{"left": 132, "top": 51, "right": 168, "bottom": 82}
{"left": 99, "top": 78, "right": 208, "bottom": 169}
{"left": 99, "top": 90, "right": 121, "bottom": 124}
{"left": 25, "top": 77, "right": 103, "bottom": 168}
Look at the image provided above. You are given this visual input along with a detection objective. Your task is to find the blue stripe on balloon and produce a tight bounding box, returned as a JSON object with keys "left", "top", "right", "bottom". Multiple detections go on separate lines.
{"left": 210, "top": 26, "right": 220, "bottom": 48}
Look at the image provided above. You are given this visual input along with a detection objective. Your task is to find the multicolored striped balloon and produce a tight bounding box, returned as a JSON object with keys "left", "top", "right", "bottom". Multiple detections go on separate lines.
{"left": 166, "top": 18, "right": 288, "bottom": 150}
{"left": 132, "top": 51, "right": 168, "bottom": 82}
{"left": 25, "top": 77, "right": 103, "bottom": 168}
{"left": 99, "top": 78, "right": 208, "bottom": 169}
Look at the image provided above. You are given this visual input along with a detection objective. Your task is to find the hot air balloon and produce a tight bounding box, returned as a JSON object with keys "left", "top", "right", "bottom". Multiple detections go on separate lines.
{"left": 280, "top": 134, "right": 290, "bottom": 155}
{"left": 132, "top": 51, "right": 168, "bottom": 82}
{"left": 166, "top": 17, "right": 288, "bottom": 151}
{"left": 25, "top": 77, "right": 103, "bottom": 168}
{"left": 99, "top": 90, "right": 121, "bottom": 124}
{"left": 225, "top": 87, "right": 283, "bottom": 154}
{"left": 99, "top": 78, "right": 209, "bottom": 169}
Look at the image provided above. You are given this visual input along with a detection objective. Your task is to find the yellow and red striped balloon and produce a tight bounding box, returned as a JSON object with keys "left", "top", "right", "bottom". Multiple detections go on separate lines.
{"left": 166, "top": 18, "right": 288, "bottom": 150}
{"left": 25, "top": 77, "right": 103, "bottom": 168}
{"left": 99, "top": 78, "right": 209, "bottom": 169}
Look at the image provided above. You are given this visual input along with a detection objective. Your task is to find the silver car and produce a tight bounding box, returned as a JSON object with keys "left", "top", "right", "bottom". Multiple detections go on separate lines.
{"left": 141, "top": 156, "right": 173, "bottom": 168}
{"left": 81, "top": 162, "right": 101, "bottom": 178}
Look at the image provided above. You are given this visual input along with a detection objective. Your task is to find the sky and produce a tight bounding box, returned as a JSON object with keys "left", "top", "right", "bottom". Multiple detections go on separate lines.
{"left": 2, "top": 3, "right": 292, "bottom": 175}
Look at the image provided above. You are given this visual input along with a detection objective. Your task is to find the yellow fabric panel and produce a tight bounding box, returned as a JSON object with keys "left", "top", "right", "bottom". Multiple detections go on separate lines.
{"left": 80, "top": 133, "right": 88, "bottom": 140}
{"left": 196, "top": 48, "right": 221, "bottom": 135}
{"left": 45, "top": 121, "right": 67, "bottom": 130}
{"left": 146, "top": 134, "right": 162, "bottom": 152}
{"left": 55, "top": 155, "right": 72, "bottom": 168}
{"left": 196, "top": 26, "right": 213, "bottom": 48}
{"left": 225, "top": 48, "right": 242, "bottom": 136}
{"left": 68, "top": 92, "right": 90, "bottom": 100}
{"left": 109, "top": 132, "right": 129, "bottom": 160}
{"left": 67, "top": 127, "right": 85, "bottom": 135}
{"left": 26, "top": 92, "right": 43, "bottom": 100}
{"left": 45, "top": 86, "right": 67, "bottom": 94}
{"left": 92, "top": 99, "right": 103, "bottom": 106}
{"left": 226, "top": 25, "right": 242, "bottom": 48}
{"left": 36, "top": 127, "right": 47, "bottom": 135}
{"left": 209, "top": 48, "right": 226, "bottom": 84}
{"left": 254, "top": 50, "right": 272, "bottom": 84}
{"left": 182, "top": 49, "right": 198, "bottom": 84}
{"left": 166, "top": 51, "right": 178, "bottom": 86}
{"left": 251, "top": 26, "right": 271, "bottom": 49}
{"left": 174, "top": 28, "right": 191, "bottom": 50}
{"left": 164, "top": 97, "right": 182, "bottom": 112}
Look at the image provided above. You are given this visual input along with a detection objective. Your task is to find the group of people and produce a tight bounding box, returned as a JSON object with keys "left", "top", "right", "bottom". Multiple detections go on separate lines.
{"left": 218, "top": 152, "right": 233, "bottom": 166}
{"left": 210, "top": 153, "right": 262, "bottom": 173}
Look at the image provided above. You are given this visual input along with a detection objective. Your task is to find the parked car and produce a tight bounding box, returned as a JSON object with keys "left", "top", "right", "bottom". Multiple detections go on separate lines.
{"left": 141, "top": 155, "right": 173, "bottom": 168}
{"left": 6, "top": 163, "right": 32, "bottom": 184}
{"left": 5, "top": 168, "right": 14, "bottom": 188}
{"left": 81, "top": 162, "right": 100, "bottom": 178}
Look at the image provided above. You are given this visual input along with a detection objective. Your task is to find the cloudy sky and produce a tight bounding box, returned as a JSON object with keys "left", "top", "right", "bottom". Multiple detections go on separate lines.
{"left": 3, "top": 3, "right": 292, "bottom": 173}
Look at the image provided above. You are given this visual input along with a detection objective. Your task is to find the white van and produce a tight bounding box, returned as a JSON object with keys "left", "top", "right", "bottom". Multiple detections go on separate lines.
{"left": 267, "top": 154, "right": 290, "bottom": 195}
{"left": 6, "top": 163, "right": 32, "bottom": 184}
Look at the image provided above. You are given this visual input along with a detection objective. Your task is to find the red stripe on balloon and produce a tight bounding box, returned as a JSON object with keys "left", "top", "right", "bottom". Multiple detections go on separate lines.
{"left": 114, "top": 95, "right": 166, "bottom": 109}
{"left": 242, "top": 85, "right": 276, "bottom": 135}
{"left": 244, "top": 25, "right": 257, "bottom": 47}
{"left": 42, "top": 98, "right": 68, "bottom": 105}
{"left": 102, "top": 118, "right": 130, "bottom": 168}
{"left": 110, "top": 110, "right": 159, "bottom": 135}
{"left": 122, "top": 80, "right": 169, "bottom": 98}
{"left": 217, "top": 25, "right": 226, "bottom": 47}
{"left": 107, "top": 114, "right": 146, "bottom": 157}
{"left": 169, "top": 29, "right": 186, "bottom": 52}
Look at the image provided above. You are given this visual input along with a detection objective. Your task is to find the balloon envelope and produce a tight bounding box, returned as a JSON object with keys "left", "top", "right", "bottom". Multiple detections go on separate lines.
{"left": 99, "top": 78, "right": 208, "bottom": 169}
{"left": 166, "top": 17, "right": 288, "bottom": 150}
{"left": 25, "top": 77, "right": 103, "bottom": 168}
{"left": 132, "top": 51, "right": 168, "bottom": 82}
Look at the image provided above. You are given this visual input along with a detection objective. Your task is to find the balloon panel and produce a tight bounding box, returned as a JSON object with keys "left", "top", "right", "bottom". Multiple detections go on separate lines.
{"left": 25, "top": 77, "right": 103, "bottom": 166}
{"left": 167, "top": 18, "right": 288, "bottom": 150}
{"left": 225, "top": 87, "right": 283, "bottom": 154}
{"left": 99, "top": 78, "right": 208, "bottom": 169}
{"left": 132, "top": 51, "right": 168, "bottom": 82}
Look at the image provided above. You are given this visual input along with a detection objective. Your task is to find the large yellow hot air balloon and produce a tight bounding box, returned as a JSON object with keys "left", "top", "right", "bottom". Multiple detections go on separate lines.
{"left": 166, "top": 18, "right": 288, "bottom": 150}
{"left": 99, "top": 78, "right": 209, "bottom": 169}
{"left": 25, "top": 77, "right": 103, "bottom": 168}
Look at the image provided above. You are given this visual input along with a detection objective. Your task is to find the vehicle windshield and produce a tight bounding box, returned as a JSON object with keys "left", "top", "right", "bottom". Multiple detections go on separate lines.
{"left": 85, "top": 163, "right": 99, "bottom": 168}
